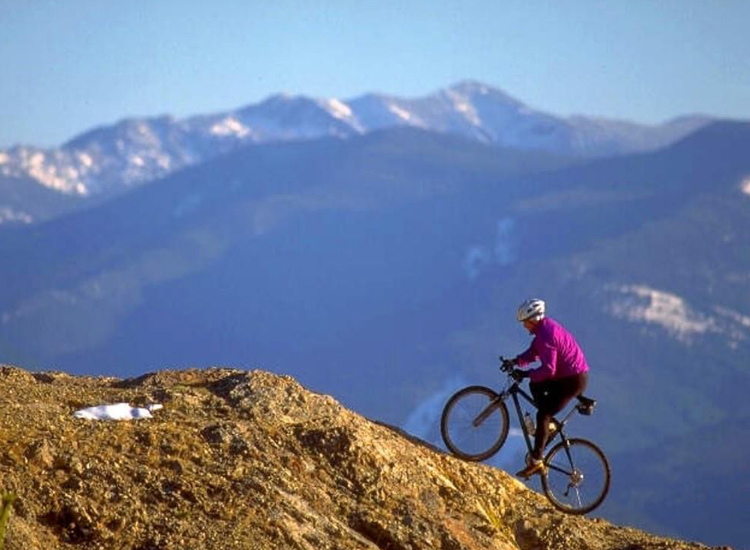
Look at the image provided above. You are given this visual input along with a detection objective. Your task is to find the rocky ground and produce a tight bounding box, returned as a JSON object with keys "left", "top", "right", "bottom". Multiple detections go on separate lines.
{"left": 0, "top": 365, "right": 733, "bottom": 550}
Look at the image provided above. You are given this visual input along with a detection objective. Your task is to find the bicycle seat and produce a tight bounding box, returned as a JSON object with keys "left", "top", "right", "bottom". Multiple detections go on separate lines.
{"left": 576, "top": 395, "right": 596, "bottom": 415}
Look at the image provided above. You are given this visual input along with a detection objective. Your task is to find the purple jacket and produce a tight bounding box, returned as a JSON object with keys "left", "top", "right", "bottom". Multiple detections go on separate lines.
{"left": 516, "top": 317, "right": 589, "bottom": 383}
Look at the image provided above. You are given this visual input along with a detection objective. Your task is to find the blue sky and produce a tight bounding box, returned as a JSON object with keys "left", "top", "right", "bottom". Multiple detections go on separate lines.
{"left": 1, "top": 0, "right": 749, "bottom": 148}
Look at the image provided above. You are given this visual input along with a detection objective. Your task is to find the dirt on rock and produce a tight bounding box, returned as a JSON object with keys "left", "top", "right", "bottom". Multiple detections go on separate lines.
{"left": 0, "top": 365, "right": 732, "bottom": 550}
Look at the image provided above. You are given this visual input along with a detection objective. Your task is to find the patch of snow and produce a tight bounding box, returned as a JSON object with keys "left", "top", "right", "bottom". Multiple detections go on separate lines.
{"left": 324, "top": 98, "right": 353, "bottom": 120}
{"left": 73, "top": 402, "right": 163, "bottom": 421}
{"left": 210, "top": 117, "right": 251, "bottom": 138}
{"left": 156, "top": 154, "right": 171, "bottom": 170}
{"left": 608, "top": 285, "right": 716, "bottom": 343}
{"left": 741, "top": 176, "right": 750, "bottom": 196}
{"left": 0, "top": 152, "right": 8, "bottom": 164}
{"left": 715, "top": 307, "right": 750, "bottom": 328}
{"left": 0, "top": 207, "right": 33, "bottom": 224}
{"left": 77, "top": 152, "right": 94, "bottom": 168}
{"left": 387, "top": 103, "right": 415, "bottom": 123}
{"left": 463, "top": 246, "right": 490, "bottom": 281}
{"left": 319, "top": 98, "right": 366, "bottom": 133}
{"left": 494, "top": 218, "right": 516, "bottom": 265}
{"left": 27, "top": 165, "right": 73, "bottom": 193}
{"left": 446, "top": 89, "right": 482, "bottom": 126}
{"left": 28, "top": 151, "right": 45, "bottom": 168}
{"left": 714, "top": 306, "right": 750, "bottom": 348}
{"left": 0, "top": 148, "right": 88, "bottom": 195}
{"left": 456, "top": 101, "right": 481, "bottom": 126}
{"left": 463, "top": 217, "right": 517, "bottom": 281}
{"left": 607, "top": 286, "right": 750, "bottom": 348}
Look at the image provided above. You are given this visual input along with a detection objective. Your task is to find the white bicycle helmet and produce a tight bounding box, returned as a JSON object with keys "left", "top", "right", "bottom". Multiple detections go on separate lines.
{"left": 517, "top": 298, "right": 545, "bottom": 322}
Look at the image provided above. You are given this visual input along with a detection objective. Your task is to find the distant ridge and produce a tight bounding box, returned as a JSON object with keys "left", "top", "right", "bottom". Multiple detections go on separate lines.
{"left": 0, "top": 81, "right": 714, "bottom": 201}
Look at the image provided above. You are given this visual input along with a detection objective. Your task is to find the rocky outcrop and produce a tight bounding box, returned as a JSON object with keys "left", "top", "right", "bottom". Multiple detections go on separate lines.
{"left": 0, "top": 366, "right": 730, "bottom": 549}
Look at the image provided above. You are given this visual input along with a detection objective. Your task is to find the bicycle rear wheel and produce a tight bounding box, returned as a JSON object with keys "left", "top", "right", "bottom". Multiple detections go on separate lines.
{"left": 541, "top": 438, "right": 610, "bottom": 515}
{"left": 440, "top": 386, "right": 509, "bottom": 461}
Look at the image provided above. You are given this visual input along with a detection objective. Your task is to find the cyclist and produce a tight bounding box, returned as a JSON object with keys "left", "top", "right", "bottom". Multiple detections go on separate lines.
{"left": 507, "top": 298, "right": 589, "bottom": 479}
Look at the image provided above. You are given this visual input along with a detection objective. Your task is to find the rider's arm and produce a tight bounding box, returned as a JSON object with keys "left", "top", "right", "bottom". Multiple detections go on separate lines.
{"left": 516, "top": 333, "right": 558, "bottom": 382}
{"left": 515, "top": 339, "right": 539, "bottom": 366}
{"left": 528, "top": 342, "right": 557, "bottom": 382}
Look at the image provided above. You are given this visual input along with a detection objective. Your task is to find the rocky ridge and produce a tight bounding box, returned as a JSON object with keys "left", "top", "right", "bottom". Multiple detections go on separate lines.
{"left": 0, "top": 366, "right": 732, "bottom": 550}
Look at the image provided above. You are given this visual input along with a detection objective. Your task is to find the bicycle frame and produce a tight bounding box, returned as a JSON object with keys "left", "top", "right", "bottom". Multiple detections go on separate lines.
{"left": 498, "top": 380, "right": 581, "bottom": 455}
{"left": 443, "top": 364, "right": 610, "bottom": 514}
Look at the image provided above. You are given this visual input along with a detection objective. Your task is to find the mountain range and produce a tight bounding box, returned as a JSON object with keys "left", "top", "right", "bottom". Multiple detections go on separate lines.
{"left": 0, "top": 83, "right": 748, "bottom": 548}
{"left": 0, "top": 81, "right": 711, "bottom": 224}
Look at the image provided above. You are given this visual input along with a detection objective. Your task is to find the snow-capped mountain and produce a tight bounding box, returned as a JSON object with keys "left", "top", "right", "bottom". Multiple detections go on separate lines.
{"left": 0, "top": 81, "right": 713, "bottom": 199}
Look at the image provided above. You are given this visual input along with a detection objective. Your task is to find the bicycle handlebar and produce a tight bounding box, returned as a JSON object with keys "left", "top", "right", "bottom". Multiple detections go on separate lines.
{"left": 498, "top": 355, "right": 515, "bottom": 373}
{"left": 499, "top": 355, "right": 529, "bottom": 384}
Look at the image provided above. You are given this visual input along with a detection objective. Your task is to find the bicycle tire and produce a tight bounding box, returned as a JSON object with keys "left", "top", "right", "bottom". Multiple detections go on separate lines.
{"left": 541, "top": 438, "right": 610, "bottom": 515}
{"left": 440, "top": 385, "right": 509, "bottom": 461}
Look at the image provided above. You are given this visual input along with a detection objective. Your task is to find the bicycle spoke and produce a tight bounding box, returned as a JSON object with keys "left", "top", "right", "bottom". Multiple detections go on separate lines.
{"left": 547, "top": 463, "right": 572, "bottom": 476}
{"left": 541, "top": 438, "right": 610, "bottom": 515}
{"left": 575, "top": 488, "right": 583, "bottom": 508}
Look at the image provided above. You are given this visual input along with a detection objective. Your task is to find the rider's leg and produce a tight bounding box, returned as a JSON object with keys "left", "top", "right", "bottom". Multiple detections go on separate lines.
{"left": 533, "top": 409, "right": 553, "bottom": 460}
{"left": 517, "top": 373, "right": 588, "bottom": 479}
{"left": 529, "top": 380, "right": 554, "bottom": 461}
{"left": 532, "top": 373, "right": 588, "bottom": 458}
{"left": 515, "top": 405, "right": 551, "bottom": 478}
{"left": 514, "top": 381, "right": 554, "bottom": 478}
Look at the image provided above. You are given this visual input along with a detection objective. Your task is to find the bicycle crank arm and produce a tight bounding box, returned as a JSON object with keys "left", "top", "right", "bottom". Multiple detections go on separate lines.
{"left": 472, "top": 399, "right": 502, "bottom": 427}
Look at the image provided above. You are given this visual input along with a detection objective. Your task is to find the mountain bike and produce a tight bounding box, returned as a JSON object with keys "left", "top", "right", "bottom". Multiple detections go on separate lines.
{"left": 440, "top": 356, "right": 610, "bottom": 515}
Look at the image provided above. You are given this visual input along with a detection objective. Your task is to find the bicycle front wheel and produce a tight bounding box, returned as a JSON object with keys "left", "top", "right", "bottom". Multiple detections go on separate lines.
{"left": 541, "top": 438, "right": 610, "bottom": 515}
{"left": 440, "top": 386, "right": 509, "bottom": 461}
